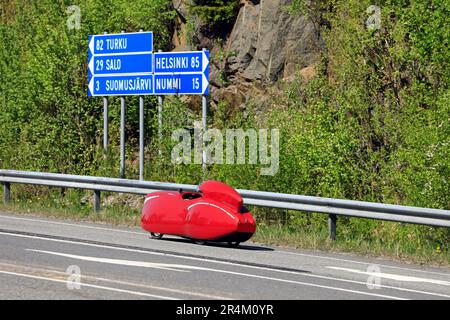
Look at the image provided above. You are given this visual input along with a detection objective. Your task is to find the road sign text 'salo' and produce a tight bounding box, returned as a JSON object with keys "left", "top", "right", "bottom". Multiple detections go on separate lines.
{"left": 89, "top": 53, "right": 153, "bottom": 75}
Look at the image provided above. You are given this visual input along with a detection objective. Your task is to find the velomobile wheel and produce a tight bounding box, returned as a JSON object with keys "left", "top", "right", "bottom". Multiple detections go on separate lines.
{"left": 228, "top": 241, "right": 240, "bottom": 248}
{"left": 150, "top": 232, "right": 163, "bottom": 239}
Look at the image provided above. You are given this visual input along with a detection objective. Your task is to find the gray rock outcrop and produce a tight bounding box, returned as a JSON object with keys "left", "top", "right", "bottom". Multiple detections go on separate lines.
{"left": 224, "top": 0, "right": 322, "bottom": 83}
{"left": 171, "top": 0, "right": 323, "bottom": 107}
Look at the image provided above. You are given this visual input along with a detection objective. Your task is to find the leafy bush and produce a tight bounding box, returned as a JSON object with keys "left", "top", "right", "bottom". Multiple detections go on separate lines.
{"left": 1, "top": 0, "right": 449, "bottom": 256}
{"left": 188, "top": 0, "right": 239, "bottom": 35}
{"left": 0, "top": 0, "right": 175, "bottom": 174}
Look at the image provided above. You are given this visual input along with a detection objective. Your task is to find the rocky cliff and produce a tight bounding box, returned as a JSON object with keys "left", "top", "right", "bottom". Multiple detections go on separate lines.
{"left": 172, "top": 0, "right": 323, "bottom": 108}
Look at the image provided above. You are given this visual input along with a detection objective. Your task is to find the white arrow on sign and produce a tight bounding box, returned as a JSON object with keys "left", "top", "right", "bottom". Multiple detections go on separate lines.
{"left": 202, "top": 72, "right": 209, "bottom": 94}
{"left": 88, "top": 57, "right": 94, "bottom": 75}
{"left": 88, "top": 77, "right": 94, "bottom": 96}
{"left": 202, "top": 51, "right": 209, "bottom": 73}
{"left": 89, "top": 36, "right": 95, "bottom": 55}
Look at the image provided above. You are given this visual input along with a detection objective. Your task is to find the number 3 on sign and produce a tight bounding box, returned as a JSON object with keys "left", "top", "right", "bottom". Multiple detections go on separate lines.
{"left": 192, "top": 78, "right": 200, "bottom": 90}
{"left": 96, "top": 81, "right": 100, "bottom": 92}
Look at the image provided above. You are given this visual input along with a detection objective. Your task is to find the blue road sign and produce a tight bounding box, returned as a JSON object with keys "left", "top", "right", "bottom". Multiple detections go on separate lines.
{"left": 154, "top": 50, "right": 209, "bottom": 95}
{"left": 87, "top": 33, "right": 210, "bottom": 96}
{"left": 88, "top": 32, "right": 154, "bottom": 96}
{"left": 154, "top": 73, "right": 209, "bottom": 95}
{"left": 89, "top": 53, "right": 153, "bottom": 76}
{"left": 88, "top": 75, "right": 154, "bottom": 97}
{"left": 154, "top": 51, "right": 209, "bottom": 73}
{"left": 88, "top": 32, "right": 153, "bottom": 55}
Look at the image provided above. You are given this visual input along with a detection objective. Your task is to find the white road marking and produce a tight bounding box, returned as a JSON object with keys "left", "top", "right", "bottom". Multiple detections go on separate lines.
{"left": 0, "top": 214, "right": 146, "bottom": 235}
{"left": 327, "top": 267, "right": 450, "bottom": 286}
{"left": 213, "top": 271, "right": 408, "bottom": 300}
{"left": 1, "top": 214, "right": 446, "bottom": 280}
{"left": 276, "top": 250, "right": 450, "bottom": 277}
{"left": 28, "top": 249, "right": 406, "bottom": 300}
{"left": 1, "top": 231, "right": 447, "bottom": 298}
{"left": 27, "top": 249, "right": 191, "bottom": 273}
{"left": 0, "top": 262, "right": 230, "bottom": 300}
{"left": 299, "top": 271, "right": 450, "bottom": 299}
{"left": 0, "top": 270, "right": 178, "bottom": 300}
{"left": 87, "top": 276, "right": 232, "bottom": 300}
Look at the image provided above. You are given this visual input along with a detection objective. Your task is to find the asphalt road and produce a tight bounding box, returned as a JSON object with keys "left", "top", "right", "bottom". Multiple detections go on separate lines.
{"left": 0, "top": 211, "right": 449, "bottom": 300}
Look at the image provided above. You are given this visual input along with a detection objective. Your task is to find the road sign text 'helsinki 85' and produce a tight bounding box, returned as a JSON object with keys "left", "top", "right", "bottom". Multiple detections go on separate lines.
{"left": 88, "top": 32, "right": 210, "bottom": 96}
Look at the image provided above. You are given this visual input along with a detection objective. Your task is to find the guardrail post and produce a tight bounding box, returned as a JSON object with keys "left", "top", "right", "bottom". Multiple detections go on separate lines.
{"left": 3, "top": 182, "right": 11, "bottom": 204}
{"left": 328, "top": 214, "right": 337, "bottom": 240}
{"left": 94, "top": 190, "right": 101, "bottom": 213}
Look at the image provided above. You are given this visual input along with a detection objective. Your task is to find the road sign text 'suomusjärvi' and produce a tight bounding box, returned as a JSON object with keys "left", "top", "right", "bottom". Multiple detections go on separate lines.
{"left": 89, "top": 75, "right": 154, "bottom": 96}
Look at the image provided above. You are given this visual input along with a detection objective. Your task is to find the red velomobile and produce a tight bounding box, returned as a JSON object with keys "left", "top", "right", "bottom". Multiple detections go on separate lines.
{"left": 141, "top": 181, "right": 256, "bottom": 247}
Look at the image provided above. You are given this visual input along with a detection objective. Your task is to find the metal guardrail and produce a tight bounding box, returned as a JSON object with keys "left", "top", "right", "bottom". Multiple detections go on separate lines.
{"left": 1, "top": 170, "right": 449, "bottom": 240}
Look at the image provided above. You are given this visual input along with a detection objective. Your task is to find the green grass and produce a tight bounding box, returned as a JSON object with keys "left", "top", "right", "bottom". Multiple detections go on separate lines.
{"left": 252, "top": 224, "right": 450, "bottom": 266}
{"left": 0, "top": 186, "right": 143, "bottom": 226}
{"left": 0, "top": 185, "right": 449, "bottom": 267}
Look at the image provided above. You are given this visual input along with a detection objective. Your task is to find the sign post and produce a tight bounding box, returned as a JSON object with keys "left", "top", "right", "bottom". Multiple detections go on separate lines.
{"left": 88, "top": 31, "right": 210, "bottom": 180}
{"left": 158, "top": 95, "right": 163, "bottom": 157}
{"left": 119, "top": 30, "right": 126, "bottom": 179}
{"left": 88, "top": 30, "right": 153, "bottom": 179}
{"left": 103, "top": 95, "right": 108, "bottom": 153}
{"left": 202, "top": 48, "right": 208, "bottom": 177}
{"left": 139, "top": 94, "right": 145, "bottom": 180}
{"left": 139, "top": 29, "right": 145, "bottom": 181}
{"left": 102, "top": 31, "right": 109, "bottom": 154}
{"left": 157, "top": 50, "right": 163, "bottom": 157}
{"left": 153, "top": 49, "right": 210, "bottom": 172}
{"left": 120, "top": 94, "right": 126, "bottom": 178}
